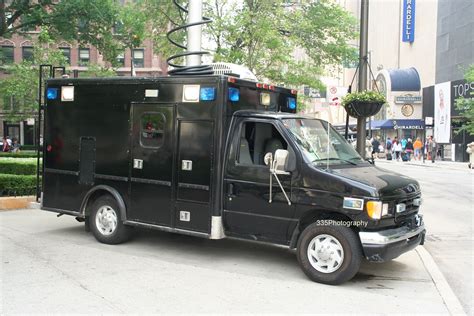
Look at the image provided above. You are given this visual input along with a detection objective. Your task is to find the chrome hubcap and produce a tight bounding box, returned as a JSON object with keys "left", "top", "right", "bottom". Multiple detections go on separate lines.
{"left": 95, "top": 205, "right": 118, "bottom": 236}
{"left": 307, "top": 234, "right": 344, "bottom": 273}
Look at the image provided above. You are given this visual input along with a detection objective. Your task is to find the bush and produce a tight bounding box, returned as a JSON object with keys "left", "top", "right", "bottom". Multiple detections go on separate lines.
{"left": 0, "top": 174, "right": 37, "bottom": 196}
{"left": 0, "top": 151, "right": 41, "bottom": 158}
{"left": 0, "top": 158, "right": 37, "bottom": 175}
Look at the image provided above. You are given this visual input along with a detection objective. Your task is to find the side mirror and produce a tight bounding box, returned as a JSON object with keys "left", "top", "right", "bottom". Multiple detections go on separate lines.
{"left": 273, "top": 149, "right": 289, "bottom": 173}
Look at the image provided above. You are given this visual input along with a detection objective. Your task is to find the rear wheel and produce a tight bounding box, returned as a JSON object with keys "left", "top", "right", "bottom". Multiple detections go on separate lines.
{"left": 90, "top": 195, "right": 131, "bottom": 244}
{"left": 297, "top": 223, "right": 362, "bottom": 285}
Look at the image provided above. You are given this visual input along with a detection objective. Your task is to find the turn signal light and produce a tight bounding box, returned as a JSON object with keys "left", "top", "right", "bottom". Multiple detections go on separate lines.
{"left": 366, "top": 201, "right": 383, "bottom": 220}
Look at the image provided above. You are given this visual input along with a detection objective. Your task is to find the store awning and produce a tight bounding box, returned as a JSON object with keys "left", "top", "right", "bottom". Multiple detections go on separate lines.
{"left": 368, "top": 119, "right": 425, "bottom": 130}
{"left": 388, "top": 68, "right": 421, "bottom": 91}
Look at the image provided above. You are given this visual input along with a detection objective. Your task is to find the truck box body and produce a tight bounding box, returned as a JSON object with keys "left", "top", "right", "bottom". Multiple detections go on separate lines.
{"left": 42, "top": 75, "right": 296, "bottom": 236}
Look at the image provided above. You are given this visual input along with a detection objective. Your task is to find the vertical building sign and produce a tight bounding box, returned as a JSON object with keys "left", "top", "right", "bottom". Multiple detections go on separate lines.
{"left": 402, "top": 0, "right": 416, "bottom": 42}
{"left": 434, "top": 82, "right": 451, "bottom": 143}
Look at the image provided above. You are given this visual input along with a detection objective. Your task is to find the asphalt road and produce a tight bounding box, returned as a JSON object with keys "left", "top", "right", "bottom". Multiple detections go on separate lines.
{"left": 375, "top": 159, "right": 473, "bottom": 314}
{"left": 1, "top": 208, "right": 451, "bottom": 314}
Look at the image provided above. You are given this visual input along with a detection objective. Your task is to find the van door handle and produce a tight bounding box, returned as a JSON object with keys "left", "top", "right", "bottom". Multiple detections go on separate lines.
{"left": 227, "top": 183, "right": 237, "bottom": 199}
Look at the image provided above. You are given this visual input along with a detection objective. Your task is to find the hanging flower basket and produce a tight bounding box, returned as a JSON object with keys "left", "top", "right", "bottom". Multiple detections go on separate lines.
{"left": 341, "top": 91, "right": 386, "bottom": 118}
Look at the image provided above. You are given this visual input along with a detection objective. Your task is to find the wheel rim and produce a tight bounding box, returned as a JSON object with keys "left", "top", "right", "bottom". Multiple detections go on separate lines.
{"left": 95, "top": 205, "right": 118, "bottom": 236}
{"left": 307, "top": 234, "right": 344, "bottom": 274}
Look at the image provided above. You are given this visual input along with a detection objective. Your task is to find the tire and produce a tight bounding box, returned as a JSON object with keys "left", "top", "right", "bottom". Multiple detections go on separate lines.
{"left": 296, "top": 222, "right": 362, "bottom": 285}
{"left": 89, "top": 195, "right": 131, "bottom": 244}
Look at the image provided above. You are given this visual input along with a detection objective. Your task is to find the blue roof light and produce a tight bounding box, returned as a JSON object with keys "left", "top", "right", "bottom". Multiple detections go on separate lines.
{"left": 200, "top": 87, "right": 216, "bottom": 101}
{"left": 288, "top": 97, "right": 296, "bottom": 110}
{"left": 228, "top": 87, "right": 240, "bottom": 102}
{"left": 47, "top": 88, "right": 58, "bottom": 100}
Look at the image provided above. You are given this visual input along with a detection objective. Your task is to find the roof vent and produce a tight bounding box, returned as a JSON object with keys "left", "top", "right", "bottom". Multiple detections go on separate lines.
{"left": 210, "top": 62, "right": 258, "bottom": 81}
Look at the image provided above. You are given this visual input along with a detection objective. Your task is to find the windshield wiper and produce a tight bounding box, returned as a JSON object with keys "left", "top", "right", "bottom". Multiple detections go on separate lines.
{"left": 312, "top": 157, "right": 358, "bottom": 166}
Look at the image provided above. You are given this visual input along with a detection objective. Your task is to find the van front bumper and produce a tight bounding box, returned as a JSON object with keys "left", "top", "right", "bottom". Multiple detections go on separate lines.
{"left": 359, "top": 218, "right": 426, "bottom": 262}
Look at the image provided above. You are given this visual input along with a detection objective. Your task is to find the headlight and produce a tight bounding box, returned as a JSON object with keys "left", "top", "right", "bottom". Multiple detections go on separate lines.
{"left": 366, "top": 201, "right": 388, "bottom": 220}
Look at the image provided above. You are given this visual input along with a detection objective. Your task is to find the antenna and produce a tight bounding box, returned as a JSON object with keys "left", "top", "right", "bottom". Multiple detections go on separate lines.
{"left": 166, "top": 0, "right": 213, "bottom": 75}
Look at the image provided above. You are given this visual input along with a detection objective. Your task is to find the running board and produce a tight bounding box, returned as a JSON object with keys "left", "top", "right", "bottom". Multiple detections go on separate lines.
{"left": 124, "top": 220, "right": 211, "bottom": 239}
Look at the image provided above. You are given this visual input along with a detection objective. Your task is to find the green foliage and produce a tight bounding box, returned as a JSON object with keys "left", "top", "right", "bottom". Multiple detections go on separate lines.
{"left": 203, "top": 0, "right": 357, "bottom": 89}
{"left": 341, "top": 91, "right": 387, "bottom": 107}
{"left": 0, "top": 158, "right": 37, "bottom": 175}
{"left": 0, "top": 151, "right": 40, "bottom": 158}
{"left": 81, "top": 64, "right": 116, "bottom": 78}
{"left": 0, "top": 174, "right": 37, "bottom": 196}
{"left": 455, "top": 65, "right": 474, "bottom": 135}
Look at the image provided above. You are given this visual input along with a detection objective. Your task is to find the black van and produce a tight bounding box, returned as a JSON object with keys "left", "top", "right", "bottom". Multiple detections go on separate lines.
{"left": 41, "top": 75, "right": 425, "bottom": 284}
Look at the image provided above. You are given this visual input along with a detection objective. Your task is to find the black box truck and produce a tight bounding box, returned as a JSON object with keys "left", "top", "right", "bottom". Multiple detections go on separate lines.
{"left": 41, "top": 74, "right": 425, "bottom": 284}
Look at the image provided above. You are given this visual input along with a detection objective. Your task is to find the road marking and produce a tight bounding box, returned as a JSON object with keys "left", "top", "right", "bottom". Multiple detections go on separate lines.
{"left": 416, "top": 246, "right": 466, "bottom": 316}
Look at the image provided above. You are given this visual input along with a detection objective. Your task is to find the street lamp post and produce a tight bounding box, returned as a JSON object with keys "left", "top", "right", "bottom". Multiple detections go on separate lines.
{"left": 356, "top": 0, "right": 369, "bottom": 158}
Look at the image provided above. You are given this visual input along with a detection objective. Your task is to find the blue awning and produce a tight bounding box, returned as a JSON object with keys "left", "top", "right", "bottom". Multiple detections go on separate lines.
{"left": 368, "top": 119, "right": 424, "bottom": 130}
{"left": 388, "top": 68, "right": 421, "bottom": 91}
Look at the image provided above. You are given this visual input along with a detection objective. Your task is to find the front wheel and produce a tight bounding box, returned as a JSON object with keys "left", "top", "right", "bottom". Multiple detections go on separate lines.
{"left": 90, "top": 195, "right": 131, "bottom": 244}
{"left": 297, "top": 223, "right": 362, "bottom": 285}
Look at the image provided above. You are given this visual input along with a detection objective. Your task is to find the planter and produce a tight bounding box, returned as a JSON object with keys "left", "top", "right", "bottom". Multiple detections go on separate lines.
{"left": 344, "top": 101, "right": 383, "bottom": 118}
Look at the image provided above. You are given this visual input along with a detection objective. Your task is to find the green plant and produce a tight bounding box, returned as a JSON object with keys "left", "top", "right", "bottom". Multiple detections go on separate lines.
{"left": 0, "top": 158, "right": 37, "bottom": 175}
{"left": 0, "top": 152, "right": 41, "bottom": 158}
{"left": 341, "top": 91, "right": 387, "bottom": 107}
{"left": 0, "top": 174, "right": 37, "bottom": 196}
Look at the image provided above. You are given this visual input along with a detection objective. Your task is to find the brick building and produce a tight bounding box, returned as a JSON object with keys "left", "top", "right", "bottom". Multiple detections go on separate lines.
{"left": 0, "top": 29, "right": 168, "bottom": 146}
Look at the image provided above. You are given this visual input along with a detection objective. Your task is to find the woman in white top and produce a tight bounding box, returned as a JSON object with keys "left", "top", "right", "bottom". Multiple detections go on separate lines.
{"left": 393, "top": 141, "right": 402, "bottom": 161}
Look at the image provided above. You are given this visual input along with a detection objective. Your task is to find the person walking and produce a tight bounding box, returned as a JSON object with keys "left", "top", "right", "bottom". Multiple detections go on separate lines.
{"left": 385, "top": 137, "right": 392, "bottom": 160}
{"left": 2, "top": 136, "right": 10, "bottom": 152}
{"left": 413, "top": 137, "right": 423, "bottom": 160}
{"left": 428, "top": 136, "right": 437, "bottom": 163}
{"left": 405, "top": 138, "right": 414, "bottom": 161}
{"left": 393, "top": 139, "right": 402, "bottom": 161}
{"left": 371, "top": 136, "right": 380, "bottom": 159}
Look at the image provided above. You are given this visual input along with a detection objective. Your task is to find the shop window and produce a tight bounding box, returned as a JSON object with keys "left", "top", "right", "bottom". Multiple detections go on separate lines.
{"left": 141, "top": 112, "right": 165, "bottom": 148}
{"left": 133, "top": 49, "right": 144, "bottom": 68}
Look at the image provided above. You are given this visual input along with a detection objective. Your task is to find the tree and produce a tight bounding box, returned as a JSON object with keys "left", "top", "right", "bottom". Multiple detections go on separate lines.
{"left": 204, "top": 0, "right": 357, "bottom": 90}
{"left": 0, "top": 30, "right": 66, "bottom": 122}
{"left": 455, "top": 65, "right": 474, "bottom": 135}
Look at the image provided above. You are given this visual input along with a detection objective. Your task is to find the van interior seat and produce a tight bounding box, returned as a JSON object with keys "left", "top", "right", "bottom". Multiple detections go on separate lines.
{"left": 239, "top": 127, "right": 253, "bottom": 164}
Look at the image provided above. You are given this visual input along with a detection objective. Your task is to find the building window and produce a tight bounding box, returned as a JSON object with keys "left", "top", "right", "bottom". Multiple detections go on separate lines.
{"left": 22, "top": 46, "right": 34, "bottom": 62}
{"left": 0, "top": 46, "right": 14, "bottom": 64}
{"left": 78, "top": 48, "right": 90, "bottom": 66}
{"left": 59, "top": 47, "right": 71, "bottom": 64}
{"left": 116, "top": 52, "right": 125, "bottom": 67}
{"left": 141, "top": 112, "right": 166, "bottom": 148}
{"left": 133, "top": 49, "right": 144, "bottom": 68}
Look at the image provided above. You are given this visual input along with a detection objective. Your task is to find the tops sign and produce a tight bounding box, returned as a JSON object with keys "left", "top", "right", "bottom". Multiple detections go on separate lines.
{"left": 402, "top": 0, "right": 416, "bottom": 42}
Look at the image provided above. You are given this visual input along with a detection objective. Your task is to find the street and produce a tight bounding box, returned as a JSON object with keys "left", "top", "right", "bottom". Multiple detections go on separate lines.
{"left": 375, "top": 159, "right": 473, "bottom": 314}
{"left": 0, "top": 205, "right": 460, "bottom": 314}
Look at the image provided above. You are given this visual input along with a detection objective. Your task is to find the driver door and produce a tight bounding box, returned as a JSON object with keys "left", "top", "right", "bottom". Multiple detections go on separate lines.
{"left": 223, "top": 119, "right": 296, "bottom": 243}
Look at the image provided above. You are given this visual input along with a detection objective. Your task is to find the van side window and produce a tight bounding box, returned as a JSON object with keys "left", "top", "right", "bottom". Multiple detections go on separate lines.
{"left": 238, "top": 121, "right": 287, "bottom": 165}
{"left": 141, "top": 112, "right": 165, "bottom": 148}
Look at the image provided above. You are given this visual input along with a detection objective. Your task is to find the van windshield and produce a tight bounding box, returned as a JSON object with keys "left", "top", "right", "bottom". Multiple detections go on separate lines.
{"left": 282, "top": 118, "right": 364, "bottom": 166}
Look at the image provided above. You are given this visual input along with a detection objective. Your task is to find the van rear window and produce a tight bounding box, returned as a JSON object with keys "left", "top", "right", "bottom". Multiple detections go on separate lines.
{"left": 141, "top": 112, "right": 165, "bottom": 148}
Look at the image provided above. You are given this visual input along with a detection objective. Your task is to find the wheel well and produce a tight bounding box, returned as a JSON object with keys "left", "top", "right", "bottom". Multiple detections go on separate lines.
{"left": 82, "top": 190, "right": 113, "bottom": 217}
{"left": 289, "top": 210, "right": 360, "bottom": 249}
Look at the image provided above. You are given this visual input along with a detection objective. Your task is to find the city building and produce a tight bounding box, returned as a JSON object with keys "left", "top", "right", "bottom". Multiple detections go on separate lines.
{"left": 0, "top": 26, "right": 167, "bottom": 146}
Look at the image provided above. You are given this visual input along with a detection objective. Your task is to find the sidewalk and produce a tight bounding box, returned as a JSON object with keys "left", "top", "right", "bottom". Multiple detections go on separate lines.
{"left": 375, "top": 158, "right": 470, "bottom": 171}
{"left": 0, "top": 209, "right": 465, "bottom": 314}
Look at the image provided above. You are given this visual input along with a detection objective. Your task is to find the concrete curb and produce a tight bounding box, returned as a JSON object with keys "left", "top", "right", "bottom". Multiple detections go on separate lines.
{"left": 416, "top": 246, "right": 466, "bottom": 316}
{"left": 0, "top": 196, "right": 35, "bottom": 211}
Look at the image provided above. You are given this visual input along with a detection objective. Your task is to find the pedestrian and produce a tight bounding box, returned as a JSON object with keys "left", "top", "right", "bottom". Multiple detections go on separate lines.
{"left": 11, "top": 138, "right": 20, "bottom": 153}
{"left": 428, "top": 136, "right": 437, "bottom": 163}
{"left": 393, "top": 140, "right": 402, "bottom": 161}
{"left": 401, "top": 137, "right": 407, "bottom": 151}
{"left": 413, "top": 137, "right": 423, "bottom": 160}
{"left": 405, "top": 138, "right": 414, "bottom": 161}
{"left": 2, "top": 136, "right": 10, "bottom": 152}
{"left": 385, "top": 137, "right": 392, "bottom": 160}
{"left": 371, "top": 136, "right": 380, "bottom": 159}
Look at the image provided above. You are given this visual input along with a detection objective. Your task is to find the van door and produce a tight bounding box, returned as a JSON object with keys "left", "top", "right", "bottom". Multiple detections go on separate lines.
{"left": 223, "top": 119, "right": 296, "bottom": 243}
{"left": 129, "top": 103, "right": 174, "bottom": 225}
{"left": 174, "top": 120, "right": 214, "bottom": 233}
